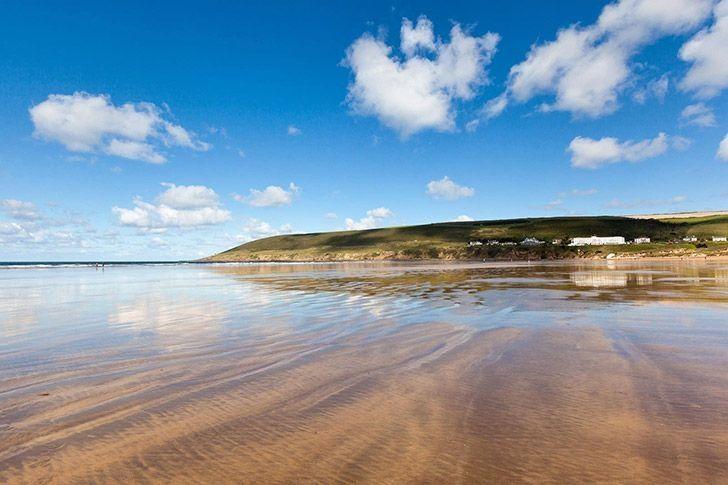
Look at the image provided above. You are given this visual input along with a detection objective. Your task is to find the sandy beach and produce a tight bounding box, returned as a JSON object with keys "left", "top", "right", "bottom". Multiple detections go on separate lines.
{"left": 2, "top": 261, "right": 728, "bottom": 483}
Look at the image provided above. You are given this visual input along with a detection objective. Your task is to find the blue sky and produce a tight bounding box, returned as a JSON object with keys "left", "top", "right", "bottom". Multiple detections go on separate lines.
{"left": 1, "top": 0, "right": 727, "bottom": 261}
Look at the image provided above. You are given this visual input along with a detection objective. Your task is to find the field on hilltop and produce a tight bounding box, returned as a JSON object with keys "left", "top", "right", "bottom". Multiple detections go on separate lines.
{"left": 206, "top": 215, "right": 728, "bottom": 262}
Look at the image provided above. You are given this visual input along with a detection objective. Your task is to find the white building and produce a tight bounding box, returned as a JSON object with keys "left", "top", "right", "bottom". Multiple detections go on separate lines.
{"left": 633, "top": 237, "right": 651, "bottom": 244}
{"left": 467, "top": 241, "right": 483, "bottom": 247}
{"left": 683, "top": 236, "right": 698, "bottom": 242}
{"left": 521, "top": 237, "right": 545, "bottom": 246}
{"left": 713, "top": 236, "right": 727, "bottom": 242}
{"left": 569, "top": 236, "right": 626, "bottom": 246}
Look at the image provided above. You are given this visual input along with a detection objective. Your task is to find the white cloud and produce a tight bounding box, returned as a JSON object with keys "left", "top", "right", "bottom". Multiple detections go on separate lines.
{"left": 718, "top": 133, "right": 728, "bottom": 161}
{"left": 105, "top": 139, "right": 166, "bottom": 164}
{"left": 543, "top": 199, "right": 564, "bottom": 210}
{"left": 606, "top": 194, "right": 687, "bottom": 209}
{"left": 148, "top": 236, "right": 168, "bottom": 248}
{"left": 237, "top": 149, "right": 246, "bottom": 158}
{"left": 0, "top": 221, "right": 88, "bottom": 248}
{"left": 0, "top": 201, "right": 104, "bottom": 252}
{"left": 632, "top": 74, "right": 669, "bottom": 104}
{"left": 235, "top": 218, "right": 294, "bottom": 242}
{"left": 426, "top": 176, "right": 475, "bottom": 200}
{"left": 465, "top": 119, "right": 480, "bottom": 132}
{"left": 671, "top": 135, "right": 692, "bottom": 151}
{"left": 287, "top": 125, "right": 302, "bottom": 136}
{"left": 571, "top": 188, "right": 598, "bottom": 196}
{"left": 680, "top": 0, "right": 728, "bottom": 98}
{"left": 680, "top": 102, "right": 717, "bottom": 127}
{"left": 453, "top": 214, "right": 474, "bottom": 222}
{"left": 344, "top": 16, "right": 499, "bottom": 136}
{"left": 492, "top": 0, "right": 713, "bottom": 118}
{"left": 234, "top": 182, "right": 300, "bottom": 207}
{"left": 483, "top": 93, "right": 508, "bottom": 119}
{"left": 366, "top": 207, "right": 394, "bottom": 218}
{"left": 345, "top": 207, "right": 394, "bottom": 230}
{"left": 1, "top": 199, "right": 40, "bottom": 220}
{"left": 113, "top": 183, "right": 230, "bottom": 230}
{"left": 29, "top": 92, "right": 210, "bottom": 163}
{"left": 157, "top": 183, "right": 220, "bottom": 209}
{"left": 324, "top": 212, "right": 338, "bottom": 219}
{"left": 400, "top": 16, "right": 436, "bottom": 57}
{"left": 568, "top": 132, "right": 672, "bottom": 168}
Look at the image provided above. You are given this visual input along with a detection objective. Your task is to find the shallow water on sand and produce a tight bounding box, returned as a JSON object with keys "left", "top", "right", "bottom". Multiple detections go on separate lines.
{"left": 1, "top": 260, "right": 728, "bottom": 483}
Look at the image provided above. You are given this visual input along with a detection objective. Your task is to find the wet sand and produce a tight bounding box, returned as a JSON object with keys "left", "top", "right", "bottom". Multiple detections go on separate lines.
{"left": 1, "top": 261, "right": 728, "bottom": 483}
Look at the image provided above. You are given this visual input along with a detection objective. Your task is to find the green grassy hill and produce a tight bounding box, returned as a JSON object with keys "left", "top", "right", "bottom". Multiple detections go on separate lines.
{"left": 206, "top": 215, "right": 728, "bottom": 261}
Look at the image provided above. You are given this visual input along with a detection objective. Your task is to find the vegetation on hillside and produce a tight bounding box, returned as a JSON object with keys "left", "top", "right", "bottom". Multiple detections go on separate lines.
{"left": 206, "top": 215, "right": 728, "bottom": 261}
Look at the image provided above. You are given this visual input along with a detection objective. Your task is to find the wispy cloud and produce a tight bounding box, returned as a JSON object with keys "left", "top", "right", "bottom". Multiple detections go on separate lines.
{"left": 680, "top": 102, "right": 717, "bottom": 127}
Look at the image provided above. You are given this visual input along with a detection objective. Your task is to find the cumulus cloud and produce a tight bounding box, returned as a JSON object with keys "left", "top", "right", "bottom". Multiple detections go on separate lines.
{"left": 490, "top": 0, "right": 712, "bottom": 118}
{"left": 680, "top": 0, "right": 728, "bottom": 98}
{"left": 718, "top": 133, "right": 728, "bottom": 161}
{"left": 345, "top": 207, "right": 394, "bottom": 230}
{"left": 568, "top": 132, "right": 675, "bottom": 168}
{"left": 344, "top": 16, "right": 500, "bottom": 136}
{"left": 453, "top": 214, "right": 474, "bottom": 222}
{"left": 287, "top": 125, "right": 302, "bottom": 136}
{"left": 1, "top": 199, "right": 40, "bottom": 220}
{"left": 157, "top": 183, "right": 220, "bottom": 209}
{"left": 113, "top": 183, "right": 230, "bottom": 230}
{"left": 426, "top": 176, "right": 475, "bottom": 200}
{"left": 680, "top": 102, "right": 717, "bottom": 127}
{"left": 233, "top": 183, "right": 300, "bottom": 207}
{"left": 29, "top": 92, "right": 210, "bottom": 163}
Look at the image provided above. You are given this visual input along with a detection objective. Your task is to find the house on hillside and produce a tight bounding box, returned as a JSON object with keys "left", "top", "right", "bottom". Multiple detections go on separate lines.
{"left": 683, "top": 236, "right": 698, "bottom": 242}
{"left": 633, "top": 237, "right": 651, "bottom": 244}
{"left": 468, "top": 241, "right": 483, "bottom": 247}
{"left": 521, "top": 237, "right": 545, "bottom": 246}
{"left": 569, "top": 236, "right": 626, "bottom": 246}
{"left": 713, "top": 236, "right": 727, "bottom": 242}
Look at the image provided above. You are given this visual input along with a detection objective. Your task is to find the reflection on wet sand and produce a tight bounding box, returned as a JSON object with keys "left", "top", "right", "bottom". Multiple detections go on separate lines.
{"left": 1, "top": 261, "right": 728, "bottom": 483}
